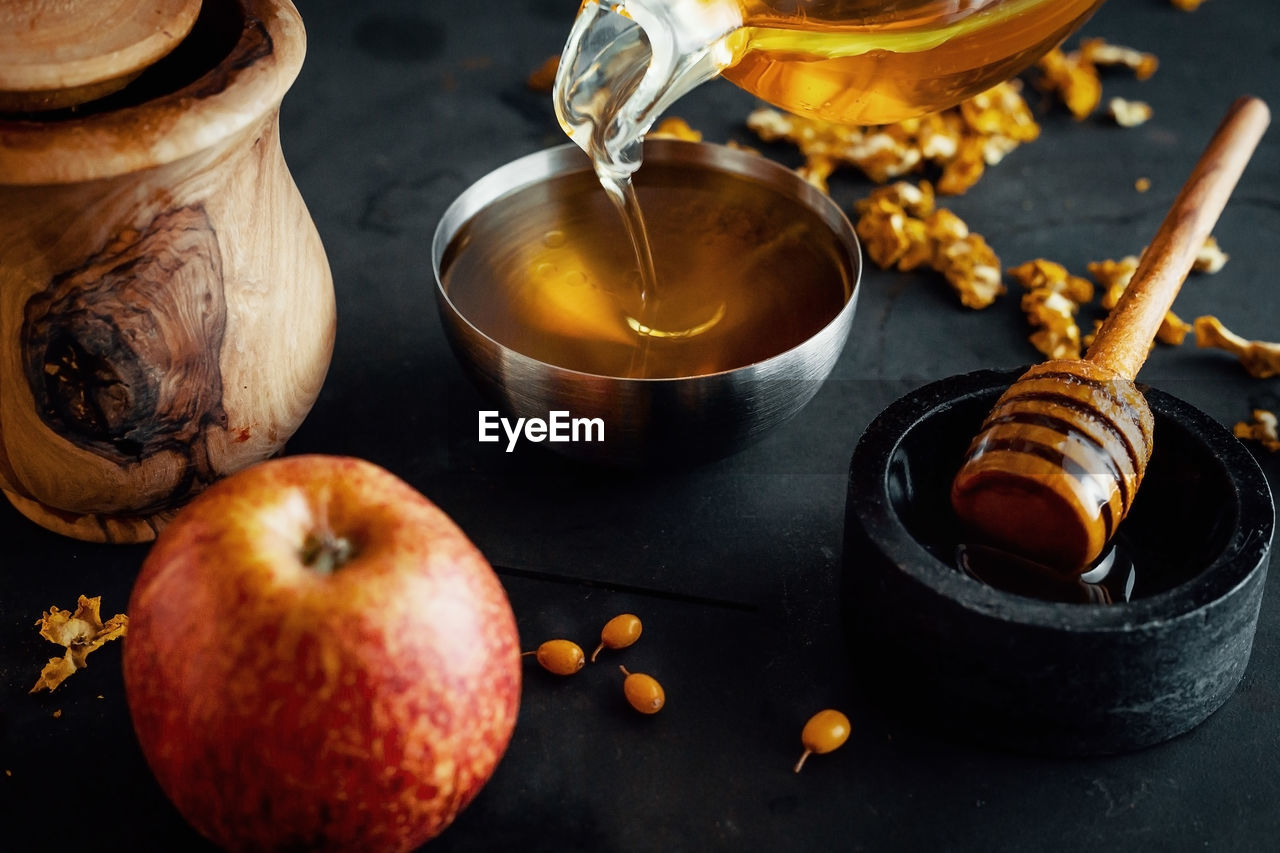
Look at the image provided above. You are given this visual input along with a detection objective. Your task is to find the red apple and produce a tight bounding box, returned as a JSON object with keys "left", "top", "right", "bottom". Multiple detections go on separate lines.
{"left": 122, "top": 455, "right": 521, "bottom": 852}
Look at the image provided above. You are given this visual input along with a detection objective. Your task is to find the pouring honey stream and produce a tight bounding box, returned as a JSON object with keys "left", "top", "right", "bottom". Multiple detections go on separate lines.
{"left": 550, "top": 0, "right": 1104, "bottom": 378}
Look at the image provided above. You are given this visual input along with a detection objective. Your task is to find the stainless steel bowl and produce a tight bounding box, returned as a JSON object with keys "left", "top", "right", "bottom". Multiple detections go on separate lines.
{"left": 432, "top": 140, "right": 861, "bottom": 465}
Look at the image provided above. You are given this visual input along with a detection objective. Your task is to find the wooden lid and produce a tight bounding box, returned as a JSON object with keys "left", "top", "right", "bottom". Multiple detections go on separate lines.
{"left": 0, "top": 0, "right": 203, "bottom": 111}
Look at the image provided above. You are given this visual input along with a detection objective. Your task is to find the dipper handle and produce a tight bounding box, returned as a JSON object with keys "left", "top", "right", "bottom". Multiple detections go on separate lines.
{"left": 952, "top": 96, "right": 1270, "bottom": 574}
{"left": 1085, "top": 96, "right": 1270, "bottom": 379}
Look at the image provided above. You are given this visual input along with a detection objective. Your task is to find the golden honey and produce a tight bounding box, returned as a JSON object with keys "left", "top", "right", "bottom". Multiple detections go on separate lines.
{"left": 722, "top": 0, "right": 1106, "bottom": 125}
{"left": 440, "top": 161, "right": 853, "bottom": 379}
{"left": 549, "top": 0, "right": 1102, "bottom": 373}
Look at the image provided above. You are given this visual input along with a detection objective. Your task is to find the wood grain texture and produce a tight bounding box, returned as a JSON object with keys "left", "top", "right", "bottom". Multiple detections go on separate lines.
{"left": 0, "top": 0, "right": 300, "bottom": 183}
{"left": 0, "top": 0, "right": 202, "bottom": 111}
{"left": 21, "top": 204, "right": 229, "bottom": 466}
{"left": 1085, "top": 96, "right": 1271, "bottom": 379}
{"left": 0, "top": 0, "right": 332, "bottom": 543}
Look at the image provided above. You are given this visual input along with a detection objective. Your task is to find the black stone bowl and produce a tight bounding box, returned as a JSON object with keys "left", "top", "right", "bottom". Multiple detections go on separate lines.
{"left": 842, "top": 369, "right": 1275, "bottom": 755}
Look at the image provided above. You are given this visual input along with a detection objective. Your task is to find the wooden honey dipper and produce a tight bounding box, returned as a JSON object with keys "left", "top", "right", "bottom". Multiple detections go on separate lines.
{"left": 951, "top": 96, "right": 1270, "bottom": 576}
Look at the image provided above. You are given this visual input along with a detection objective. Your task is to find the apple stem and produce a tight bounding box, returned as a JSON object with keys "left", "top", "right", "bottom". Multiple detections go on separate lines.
{"left": 301, "top": 531, "right": 355, "bottom": 575}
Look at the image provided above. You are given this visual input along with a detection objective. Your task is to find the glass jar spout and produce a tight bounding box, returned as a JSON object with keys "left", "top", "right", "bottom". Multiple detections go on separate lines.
{"left": 553, "top": 0, "right": 741, "bottom": 183}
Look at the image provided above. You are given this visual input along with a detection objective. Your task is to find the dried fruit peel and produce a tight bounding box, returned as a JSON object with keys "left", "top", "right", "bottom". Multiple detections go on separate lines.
{"left": 30, "top": 595, "right": 128, "bottom": 693}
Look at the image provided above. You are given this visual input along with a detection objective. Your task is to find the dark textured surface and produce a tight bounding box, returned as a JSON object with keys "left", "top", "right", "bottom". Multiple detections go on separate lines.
{"left": 4, "top": 0, "right": 1280, "bottom": 850}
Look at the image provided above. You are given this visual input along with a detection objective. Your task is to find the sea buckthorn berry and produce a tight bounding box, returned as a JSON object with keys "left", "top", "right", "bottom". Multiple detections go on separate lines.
{"left": 794, "top": 709, "right": 851, "bottom": 773}
{"left": 591, "top": 613, "right": 643, "bottom": 662}
{"left": 619, "top": 666, "right": 664, "bottom": 714}
{"left": 522, "top": 639, "right": 585, "bottom": 676}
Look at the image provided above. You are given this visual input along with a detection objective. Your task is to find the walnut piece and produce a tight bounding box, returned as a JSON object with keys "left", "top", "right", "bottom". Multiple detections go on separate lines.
{"left": 1080, "top": 39, "right": 1159, "bottom": 80}
{"left": 747, "top": 81, "right": 1038, "bottom": 195}
{"left": 854, "top": 181, "right": 1005, "bottom": 309}
{"left": 1194, "top": 235, "right": 1229, "bottom": 273}
{"left": 1008, "top": 259, "right": 1094, "bottom": 359}
{"left": 1194, "top": 316, "right": 1280, "bottom": 378}
{"left": 1109, "top": 97, "right": 1153, "bottom": 128}
{"left": 1036, "top": 40, "right": 1157, "bottom": 120}
{"left": 1087, "top": 255, "right": 1192, "bottom": 346}
{"left": 648, "top": 116, "right": 703, "bottom": 142}
{"left": 1235, "top": 410, "right": 1280, "bottom": 452}
{"left": 1035, "top": 47, "right": 1102, "bottom": 119}
{"left": 30, "top": 595, "right": 128, "bottom": 693}
{"left": 526, "top": 55, "right": 559, "bottom": 92}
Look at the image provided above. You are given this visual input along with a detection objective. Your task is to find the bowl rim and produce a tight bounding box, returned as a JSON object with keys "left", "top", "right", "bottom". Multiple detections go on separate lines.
{"left": 847, "top": 368, "right": 1276, "bottom": 632}
{"left": 431, "top": 138, "right": 862, "bottom": 384}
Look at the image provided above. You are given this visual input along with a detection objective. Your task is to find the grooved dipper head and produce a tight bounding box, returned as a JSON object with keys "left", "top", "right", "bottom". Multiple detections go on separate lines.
{"left": 949, "top": 360, "right": 1155, "bottom": 575}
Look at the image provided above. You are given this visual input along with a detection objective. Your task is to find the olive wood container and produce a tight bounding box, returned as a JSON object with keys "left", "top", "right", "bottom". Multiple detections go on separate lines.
{"left": 0, "top": 0, "right": 334, "bottom": 543}
{"left": 842, "top": 369, "right": 1274, "bottom": 755}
